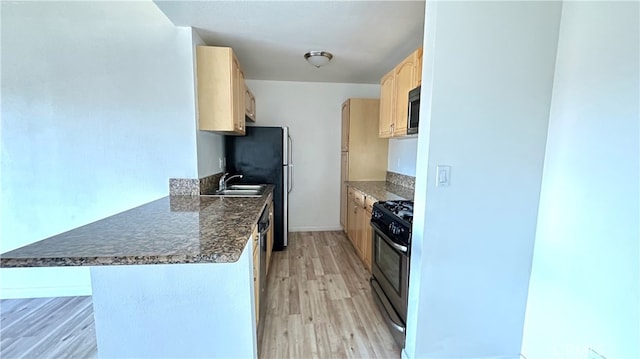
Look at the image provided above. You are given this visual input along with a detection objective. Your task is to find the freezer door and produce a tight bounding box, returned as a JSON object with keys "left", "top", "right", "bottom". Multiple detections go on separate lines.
{"left": 283, "top": 164, "right": 289, "bottom": 247}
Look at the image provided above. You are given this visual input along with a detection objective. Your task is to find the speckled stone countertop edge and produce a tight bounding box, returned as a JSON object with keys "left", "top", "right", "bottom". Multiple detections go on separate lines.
{"left": 0, "top": 188, "right": 274, "bottom": 268}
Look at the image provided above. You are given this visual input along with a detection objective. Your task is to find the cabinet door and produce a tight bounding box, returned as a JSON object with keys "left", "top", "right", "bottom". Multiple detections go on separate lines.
{"left": 363, "top": 207, "right": 373, "bottom": 272}
{"left": 414, "top": 47, "right": 423, "bottom": 87}
{"left": 346, "top": 188, "right": 357, "bottom": 245}
{"left": 355, "top": 203, "right": 365, "bottom": 260}
{"left": 267, "top": 200, "right": 274, "bottom": 274}
{"left": 341, "top": 100, "right": 350, "bottom": 152}
{"left": 232, "top": 56, "right": 246, "bottom": 135}
{"left": 244, "top": 85, "right": 256, "bottom": 122}
{"left": 379, "top": 71, "right": 394, "bottom": 138}
{"left": 340, "top": 152, "right": 349, "bottom": 229}
{"left": 393, "top": 53, "right": 415, "bottom": 137}
{"left": 251, "top": 94, "right": 256, "bottom": 121}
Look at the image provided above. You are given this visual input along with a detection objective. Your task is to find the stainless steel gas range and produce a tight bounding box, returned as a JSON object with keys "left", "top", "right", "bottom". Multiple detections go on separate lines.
{"left": 370, "top": 200, "right": 413, "bottom": 346}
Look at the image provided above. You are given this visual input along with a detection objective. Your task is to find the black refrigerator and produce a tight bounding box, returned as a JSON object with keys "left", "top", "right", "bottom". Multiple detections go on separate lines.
{"left": 224, "top": 126, "right": 292, "bottom": 250}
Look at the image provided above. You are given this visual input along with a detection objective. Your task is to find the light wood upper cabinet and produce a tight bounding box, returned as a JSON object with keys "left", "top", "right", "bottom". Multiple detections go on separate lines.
{"left": 196, "top": 46, "right": 247, "bottom": 135}
{"left": 233, "top": 57, "right": 245, "bottom": 135}
{"left": 379, "top": 72, "right": 395, "bottom": 138}
{"left": 341, "top": 101, "right": 350, "bottom": 152}
{"left": 393, "top": 55, "right": 415, "bottom": 137}
{"left": 414, "top": 47, "right": 423, "bottom": 87}
{"left": 379, "top": 47, "right": 423, "bottom": 138}
{"left": 245, "top": 84, "right": 256, "bottom": 122}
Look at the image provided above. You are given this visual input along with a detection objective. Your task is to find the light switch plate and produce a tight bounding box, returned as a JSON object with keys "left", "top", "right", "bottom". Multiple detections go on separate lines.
{"left": 436, "top": 165, "right": 451, "bottom": 187}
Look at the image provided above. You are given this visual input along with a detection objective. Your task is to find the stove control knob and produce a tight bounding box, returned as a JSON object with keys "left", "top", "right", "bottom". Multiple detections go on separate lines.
{"left": 389, "top": 222, "right": 403, "bottom": 235}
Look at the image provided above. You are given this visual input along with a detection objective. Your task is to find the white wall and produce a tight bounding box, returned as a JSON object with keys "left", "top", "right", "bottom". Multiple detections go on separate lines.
{"left": 522, "top": 2, "right": 639, "bottom": 359}
{"left": 0, "top": 2, "right": 199, "bottom": 298}
{"left": 244, "top": 80, "right": 379, "bottom": 231}
{"left": 405, "top": 2, "right": 561, "bottom": 358}
{"left": 388, "top": 137, "right": 418, "bottom": 177}
{"left": 192, "top": 30, "right": 225, "bottom": 177}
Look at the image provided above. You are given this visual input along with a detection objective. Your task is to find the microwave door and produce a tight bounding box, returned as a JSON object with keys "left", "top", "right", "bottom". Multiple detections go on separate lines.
{"left": 407, "top": 86, "right": 421, "bottom": 134}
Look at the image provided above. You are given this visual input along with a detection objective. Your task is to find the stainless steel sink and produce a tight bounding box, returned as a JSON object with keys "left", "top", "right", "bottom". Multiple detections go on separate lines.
{"left": 202, "top": 184, "right": 267, "bottom": 197}
{"left": 228, "top": 185, "right": 266, "bottom": 191}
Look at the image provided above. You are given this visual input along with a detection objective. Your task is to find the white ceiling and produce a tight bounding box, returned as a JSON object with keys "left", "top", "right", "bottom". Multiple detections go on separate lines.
{"left": 153, "top": 1, "right": 426, "bottom": 84}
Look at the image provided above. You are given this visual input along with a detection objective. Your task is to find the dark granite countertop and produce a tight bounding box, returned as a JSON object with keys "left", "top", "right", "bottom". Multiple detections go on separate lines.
{"left": 0, "top": 186, "right": 273, "bottom": 268}
{"left": 346, "top": 181, "right": 414, "bottom": 201}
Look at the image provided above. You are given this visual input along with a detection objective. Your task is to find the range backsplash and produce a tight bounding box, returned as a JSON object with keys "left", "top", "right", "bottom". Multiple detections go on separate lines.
{"left": 386, "top": 171, "right": 415, "bottom": 189}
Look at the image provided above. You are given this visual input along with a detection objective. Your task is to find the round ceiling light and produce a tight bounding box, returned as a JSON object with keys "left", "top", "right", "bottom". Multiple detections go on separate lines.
{"left": 304, "top": 51, "right": 333, "bottom": 68}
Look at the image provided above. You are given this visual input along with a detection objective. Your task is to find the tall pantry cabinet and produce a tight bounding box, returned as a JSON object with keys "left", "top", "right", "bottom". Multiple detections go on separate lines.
{"left": 340, "top": 99, "right": 389, "bottom": 228}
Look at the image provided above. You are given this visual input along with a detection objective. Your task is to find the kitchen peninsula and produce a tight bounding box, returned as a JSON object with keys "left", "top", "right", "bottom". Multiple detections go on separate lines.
{"left": 0, "top": 189, "right": 274, "bottom": 358}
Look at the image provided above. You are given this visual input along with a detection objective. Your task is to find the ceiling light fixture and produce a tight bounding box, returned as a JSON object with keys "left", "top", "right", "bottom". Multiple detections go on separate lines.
{"left": 304, "top": 51, "right": 333, "bottom": 68}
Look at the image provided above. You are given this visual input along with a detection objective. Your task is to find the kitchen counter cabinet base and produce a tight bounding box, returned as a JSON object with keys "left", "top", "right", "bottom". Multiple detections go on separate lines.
{"left": 90, "top": 243, "right": 257, "bottom": 359}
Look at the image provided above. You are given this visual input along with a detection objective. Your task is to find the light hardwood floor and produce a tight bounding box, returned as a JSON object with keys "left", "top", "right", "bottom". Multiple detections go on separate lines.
{"left": 1, "top": 231, "right": 400, "bottom": 359}
{"left": 0, "top": 296, "right": 97, "bottom": 358}
{"left": 259, "top": 231, "right": 400, "bottom": 359}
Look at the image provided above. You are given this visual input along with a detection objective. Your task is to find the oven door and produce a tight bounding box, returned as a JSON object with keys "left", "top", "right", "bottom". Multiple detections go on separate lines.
{"left": 370, "top": 221, "right": 409, "bottom": 327}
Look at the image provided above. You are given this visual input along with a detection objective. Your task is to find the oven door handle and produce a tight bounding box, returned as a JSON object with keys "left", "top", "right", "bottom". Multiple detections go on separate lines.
{"left": 371, "top": 222, "right": 408, "bottom": 254}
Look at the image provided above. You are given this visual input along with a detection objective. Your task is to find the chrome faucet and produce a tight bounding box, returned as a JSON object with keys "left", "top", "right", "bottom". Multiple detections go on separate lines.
{"left": 218, "top": 173, "right": 243, "bottom": 191}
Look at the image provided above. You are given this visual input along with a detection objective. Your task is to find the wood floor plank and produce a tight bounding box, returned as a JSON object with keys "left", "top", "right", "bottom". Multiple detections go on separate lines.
{"left": 0, "top": 297, "right": 53, "bottom": 334}
{"left": 288, "top": 275, "right": 301, "bottom": 315}
{"left": 324, "top": 274, "right": 351, "bottom": 301}
{"left": 316, "top": 241, "right": 340, "bottom": 275}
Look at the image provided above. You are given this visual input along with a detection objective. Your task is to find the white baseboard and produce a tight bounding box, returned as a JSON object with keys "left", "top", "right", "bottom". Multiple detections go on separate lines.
{"left": 289, "top": 226, "right": 343, "bottom": 232}
{"left": 400, "top": 348, "right": 519, "bottom": 359}
{"left": 0, "top": 285, "right": 92, "bottom": 299}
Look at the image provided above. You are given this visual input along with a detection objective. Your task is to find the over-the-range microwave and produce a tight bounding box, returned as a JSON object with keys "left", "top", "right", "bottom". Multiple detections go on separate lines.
{"left": 407, "top": 85, "right": 420, "bottom": 135}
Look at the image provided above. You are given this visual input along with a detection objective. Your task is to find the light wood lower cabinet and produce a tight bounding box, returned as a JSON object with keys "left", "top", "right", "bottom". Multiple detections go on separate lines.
{"left": 340, "top": 152, "right": 349, "bottom": 229}
{"left": 363, "top": 196, "right": 376, "bottom": 271}
{"left": 345, "top": 185, "right": 376, "bottom": 272}
{"left": 252, "top": 225, "right": 259, "bottom": 327}
{"left": 346, "top": 187, "right": 357, "bottom": 244}
{"left": 266, "top": 200, "right": 274, "bottom": 274}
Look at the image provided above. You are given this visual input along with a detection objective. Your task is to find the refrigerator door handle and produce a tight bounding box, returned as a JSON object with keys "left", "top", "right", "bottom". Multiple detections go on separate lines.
{"left": 288, "top": 164, "right": 293, "bottom": 193}
{"left": 288, "top": 135, "right": 293, "bottom": 166}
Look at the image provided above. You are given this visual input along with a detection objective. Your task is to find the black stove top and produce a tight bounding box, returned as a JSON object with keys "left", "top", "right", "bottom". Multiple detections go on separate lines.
{"left": 371, "top": 200, "right": 414, "bottom": 246}
{"left": 379, "top": 200, "right": 414, "bottom": 223}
